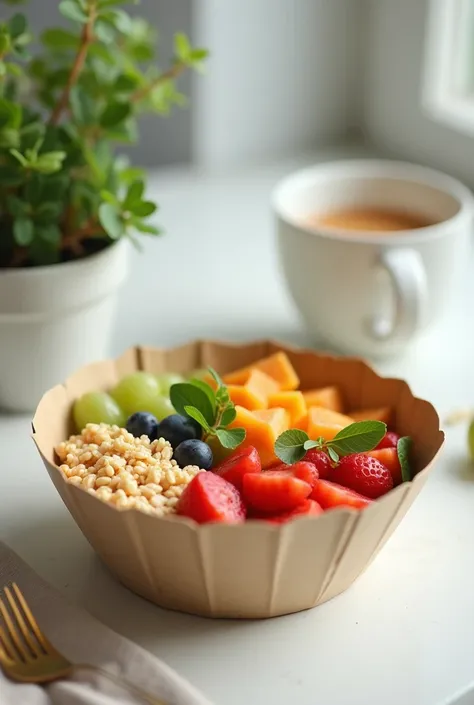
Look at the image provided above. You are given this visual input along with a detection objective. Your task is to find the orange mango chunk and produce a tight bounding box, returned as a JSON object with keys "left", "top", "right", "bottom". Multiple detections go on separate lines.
{"left": 303, "top": 386, "right": 344, "bottom": 413}
{"left": 227, "top": 385, "right": 265, "bottom": 411}
{"left": 223, "top": 352, "right": 299, "bottom": 391}
{"left": 230, "top": 406, "right": 289, "bottom": 468}
{"left": 294, "top": 413, "right": 309, "bottom": 432}
{"left": 351, "top": 407, "right": 392, "bottom": 425}
{"left": 268, "top": 391, "right": 306, "bottom": 425}
{"left": 228, "top": 369, "right": 280, "bottom": 411}
{"left": 252, "top": 407, "right": 290, "bottom": 428}
{"left": 307, "top": 406, "right": 354, "bottom": 441}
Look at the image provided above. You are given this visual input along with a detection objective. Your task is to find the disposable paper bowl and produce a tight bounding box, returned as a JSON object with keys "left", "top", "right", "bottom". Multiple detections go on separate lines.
{"left": 32, "top": 340, "right": 444, "bottom": 619}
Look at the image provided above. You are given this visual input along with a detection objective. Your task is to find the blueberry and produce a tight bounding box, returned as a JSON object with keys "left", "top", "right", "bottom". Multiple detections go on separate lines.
{"left": 126, "top": 412, "right": 159, "bottom": 440}
{"left": 174, "top": 439, "right": 213, "bottom": 470}
{"left": 155, "top": 414, "right": 202, "bottom": 449}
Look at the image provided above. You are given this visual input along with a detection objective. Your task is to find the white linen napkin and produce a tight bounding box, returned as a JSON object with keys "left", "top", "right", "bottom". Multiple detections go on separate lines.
{"left": 0, "top": 541, "right": 213, "bottom": 705}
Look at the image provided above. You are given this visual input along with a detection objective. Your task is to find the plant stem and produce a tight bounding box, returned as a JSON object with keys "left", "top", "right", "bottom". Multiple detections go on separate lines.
{"left": 131, "top": 61, "right": 186, "bottom": 103}
{"left": 63, "top": 222, "right": 104, "bottom": 247}
{"left": 49, "top": 4, "right": 97, "bottom": 125}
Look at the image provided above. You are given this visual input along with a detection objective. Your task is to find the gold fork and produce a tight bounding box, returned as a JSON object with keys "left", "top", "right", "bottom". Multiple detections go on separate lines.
{"left": 0, "top": 583, "right": 166, "bottom": 705}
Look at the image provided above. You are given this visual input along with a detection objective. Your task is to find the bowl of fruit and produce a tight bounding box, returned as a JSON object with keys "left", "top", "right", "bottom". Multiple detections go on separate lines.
{"left": 32, "top": 340, "right": 444, "bottom": 619}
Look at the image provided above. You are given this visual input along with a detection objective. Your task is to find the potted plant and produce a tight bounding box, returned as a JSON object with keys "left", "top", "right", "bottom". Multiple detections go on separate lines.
{"left": 0, "top": 0, "right": 207, "bottom": 412}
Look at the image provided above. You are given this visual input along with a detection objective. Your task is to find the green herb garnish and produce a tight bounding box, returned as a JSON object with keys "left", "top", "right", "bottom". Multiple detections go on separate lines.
{"left": 170, "top": 367, "right": 246, "bottom": 450}
{"left": 274, "top": 420, "right": 387, "bottom": 465}
{"left": 397, "top": 436, "right": 413, "bottom": 482}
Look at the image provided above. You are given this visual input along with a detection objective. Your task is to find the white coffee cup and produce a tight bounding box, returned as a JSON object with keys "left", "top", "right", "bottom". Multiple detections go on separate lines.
{"left": 273, "top": 159, "right": 473, "bottom": 358}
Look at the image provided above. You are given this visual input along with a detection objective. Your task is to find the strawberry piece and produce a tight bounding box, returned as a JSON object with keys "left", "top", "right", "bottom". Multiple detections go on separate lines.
{"left": 177, "top": 472, "right": 245, "bottom": 524}
{"left": 304, "top": 448, "right": 333, "bottom": 479}
{"left": 311, "top": 479, "right": 372, "bottom": 510}
{"left": 376, "top": 431, "right": 400, "bottom": 450}
{"left": 213, "top": 445, "right": 261, "bottom": 491}
{"left": 269, "top": 460, "right": 319, "bottom": 488}
{"left": 252, "top": 499, "right": 324, "bottom": 524}
{"left": 242, "top": 471, "right": 311, "bottom": 513}
{"left": 331, "top": 453, "right": 393, "bottom": 499}
{"left": 367, "top": 448, "right": 402, "bottom": 485}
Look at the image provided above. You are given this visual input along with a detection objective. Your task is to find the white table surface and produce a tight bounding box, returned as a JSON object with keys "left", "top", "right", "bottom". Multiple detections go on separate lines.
{"left": 2, "top": 146, "right": 474, "bottom": 705}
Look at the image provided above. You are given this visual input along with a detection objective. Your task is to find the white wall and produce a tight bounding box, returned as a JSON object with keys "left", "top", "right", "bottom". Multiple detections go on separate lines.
{"left": 193, "top": 0, "right": 363, "bottom": 169}
{"left": 362, "top": 0, "right": 474, "bottom": 187}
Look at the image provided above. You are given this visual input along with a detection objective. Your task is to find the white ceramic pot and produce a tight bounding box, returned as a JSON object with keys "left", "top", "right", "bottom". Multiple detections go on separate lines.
{"left": 0, "top": 239, "right": 128, "bottom": 412}
{"left": 273, "top": 160, "right": 474, "bottom": 358}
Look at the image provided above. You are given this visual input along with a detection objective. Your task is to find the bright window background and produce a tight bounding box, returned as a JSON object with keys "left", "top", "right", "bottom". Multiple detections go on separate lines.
{"left": 21, "top": 0, "right": 474, "bottom": 181}
{"left": 423, "top": 0, "right": 474, "bottom": 135}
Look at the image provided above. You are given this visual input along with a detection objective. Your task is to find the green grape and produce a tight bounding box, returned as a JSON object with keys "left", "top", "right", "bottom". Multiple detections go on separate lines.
{"left": 468, "top": 419, "right": 474, "bottom": 460}
{"left": 73, "top": 392, "right": 126, "bottom": 432}
{"left": 111, "top": 372, "right": 161, "bottom": 415}
{"left": 188, "top": 368, "right": 208, "bottom": 381}
{"left": 156, "top": 372, "right": 185, "bottom": 395}
{"left": 146, "top": 395, "right": 175, "bottom": 421}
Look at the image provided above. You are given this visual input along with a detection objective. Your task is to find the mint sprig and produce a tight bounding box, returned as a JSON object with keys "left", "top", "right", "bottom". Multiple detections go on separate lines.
{"left": 170, "top": 367, "right": 246, "bottom": 451}
{"left": 274, "top": 420, "right": 387, "bottom": 465}
{"left": 397, "top": 436, "right": 413, "bottom": 482}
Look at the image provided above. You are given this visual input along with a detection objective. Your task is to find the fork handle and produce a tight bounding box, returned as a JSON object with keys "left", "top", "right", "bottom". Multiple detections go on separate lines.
{"left": 74, "top": 663, "right": 168, "bottom": 705}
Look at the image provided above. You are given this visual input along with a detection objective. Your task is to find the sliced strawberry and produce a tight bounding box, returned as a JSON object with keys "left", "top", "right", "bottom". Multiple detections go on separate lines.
{"left": 376, "top": 431, "right": 400, "bottom": 450}
{"left": 311, "top": 480, "right": 372, "bottom": 510}
{"left": 269, "top": 461, "right": 319, "bottom": 488}
{"left": 331, "top": 453, "right": 393, "bottom": 499}
{"left": 304, "top": 448, "right": 333, "bottom": 479}
{"left": 242, "top": 471, "right": 311, "bottom": 513}
{"left": 367, "top": 448, "right": 402, "bottom": 485}
{"left": 213, "top": 445, "right": 261, "bottom": 491}
{"left": 252, "top": 499, "right": 324, "bottom": 524}
{"left": 177, "top": 472, "right": 245, "bottom": 524}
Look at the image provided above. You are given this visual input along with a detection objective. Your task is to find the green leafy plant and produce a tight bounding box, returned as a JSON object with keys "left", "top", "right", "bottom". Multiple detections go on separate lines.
{"left": 170, "top": 368, "right": 246, "bottom": 451}
{"left": 0, "top": 0, "right": 208, "bottom": 267}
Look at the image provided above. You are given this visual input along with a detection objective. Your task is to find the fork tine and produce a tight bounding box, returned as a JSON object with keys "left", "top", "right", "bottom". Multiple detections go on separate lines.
{"left": 0, "top": 595, "right": 29, "bottom": 663}
{"left": 4, "top": 586, "right": 40, "bottom": 658}
{"left": 0, "top": 643, "right": 14, "bottom": 666}
{"left": 11, "top": 584, "right": 51, "bottom": 654}
{"left": 0, "top": 624, "right": 18, "bottom": 663}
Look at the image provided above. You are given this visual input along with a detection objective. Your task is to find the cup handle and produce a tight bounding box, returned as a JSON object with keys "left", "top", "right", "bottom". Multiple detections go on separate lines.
{"left": 368, "top": 248, "right": 428, "bottom": 343}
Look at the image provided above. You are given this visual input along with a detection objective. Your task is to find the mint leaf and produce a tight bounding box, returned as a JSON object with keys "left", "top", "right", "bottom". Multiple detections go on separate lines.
{"left": 274, "top": 429, "right": 309, "bottom": 464}
{"left": 216, "top": 385, "right": 230, "bottom": 405}
{"left": 170, "top": 382, "right": 215, "bottom": 425}
{"left": 328, "top": 421, "right": 386, "bottom": 456}
{"left": 221, "top": 405, "right": 236, "bottom": 426}
{"left": 188, "top": 378, "right": 216, "bottom": 414}
{"left": 397, "top": 436, "right": 413, "bottom": 482}
{"left": 184, "top": 405, "right": 211, "bottom": 433}
{"left": 215, "top": 427, "right": 246, "bottom": 450}
{"left": 327, "top": 447, "right": 339, "bottom": 463}
{"left": 208, "top": 366, "right": 223, "bottom": 389}
{"left": 303, "top": 439, "right": 321, "bottom": 451}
